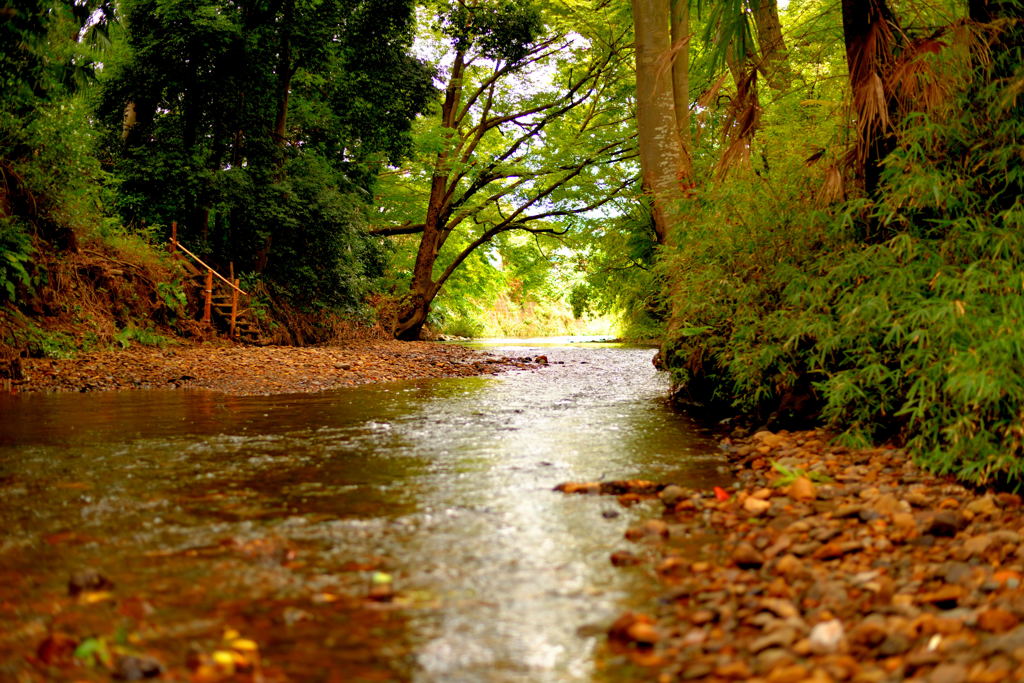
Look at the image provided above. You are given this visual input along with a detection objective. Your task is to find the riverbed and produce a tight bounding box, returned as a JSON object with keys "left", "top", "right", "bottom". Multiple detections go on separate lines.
{"left": 0, "top": 341, "right": 728, "bottom": 681}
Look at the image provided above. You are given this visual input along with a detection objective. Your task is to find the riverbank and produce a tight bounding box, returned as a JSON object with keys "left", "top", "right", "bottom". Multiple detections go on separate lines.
{"left": 12, "top": 340, "right": 539, "bottom": 395}
{"left": 563, "top": 430, "right": 1024, "bottom": 682}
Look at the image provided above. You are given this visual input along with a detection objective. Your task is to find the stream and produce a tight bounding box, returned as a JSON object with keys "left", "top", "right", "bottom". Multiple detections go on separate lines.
{"left": 0, "top": 341, "right": 729, "bottom": 681}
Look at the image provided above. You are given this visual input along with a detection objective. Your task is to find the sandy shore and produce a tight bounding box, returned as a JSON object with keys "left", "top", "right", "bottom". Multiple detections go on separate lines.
{"left": 14, "top": 340, "right": 540, "bottom": 395}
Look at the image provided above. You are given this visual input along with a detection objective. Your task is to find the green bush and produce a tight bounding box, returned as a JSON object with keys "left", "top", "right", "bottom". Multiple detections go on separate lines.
{"left": 0, "top": 218, "right": 34, "bottom": 302}
{"left": 662, "top": 52, "right": 1024, "bottom": 486}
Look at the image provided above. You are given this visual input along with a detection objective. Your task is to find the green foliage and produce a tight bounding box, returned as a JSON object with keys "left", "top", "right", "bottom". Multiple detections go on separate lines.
{"left": 0, "top": 218, "right": 34, "bottom": 301}
{"left": 113, "top": 325, "right": 174, "bottom": 348}
{"left": 9, "top": 321, "right": 79, "bottom": 359}
{"left": 98, "top": 0, "right": 432, "bottom": 311}
{"left": 770, "top": 461, "right": 834, "bottom": 487}
{"left": 74, "top": 636, "right": 113, "bottom": 669}
{"left": 662, "top": 35, "right": 1024, "bottom": 486}
{"left": 438, "top": 0, "right": 544, "bottom": 63}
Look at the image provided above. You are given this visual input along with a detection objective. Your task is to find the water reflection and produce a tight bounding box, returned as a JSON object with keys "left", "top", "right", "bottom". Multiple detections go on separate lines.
{"left": 0, "top": 344, "right": 726, "bottom": 681}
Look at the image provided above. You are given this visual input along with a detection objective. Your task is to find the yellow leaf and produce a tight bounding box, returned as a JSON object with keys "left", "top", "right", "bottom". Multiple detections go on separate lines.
{"left": 230, "top": 638, "right": 259, "bottom": 653}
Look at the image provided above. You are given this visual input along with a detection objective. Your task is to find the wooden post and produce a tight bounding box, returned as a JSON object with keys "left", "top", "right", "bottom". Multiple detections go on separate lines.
{"left": 203, "top": 269, "right": 213, "bottom": 325}
{"left": 170, "top": 221, "right": 178, "bottom": 252}
{"left": 230, "top": 278, "right": 239, "bottom": 338}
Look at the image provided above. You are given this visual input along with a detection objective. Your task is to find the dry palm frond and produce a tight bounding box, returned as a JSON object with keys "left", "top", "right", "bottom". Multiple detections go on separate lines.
{"left": 818, "top": 166, "right": 845, "bottom": 206}
{"left": 695, "top": 71, "right": 730, "bottom": 141}
{"left": 715, "top": 68, "right": 761, "bottom": 179}
{"left": 655, "top": 34, "right": 692, "bottom": 85}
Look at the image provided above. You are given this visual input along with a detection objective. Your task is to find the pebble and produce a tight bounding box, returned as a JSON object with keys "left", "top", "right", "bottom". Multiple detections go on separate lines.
{"left": 580, "top": 427, "right": 1024, "bottom": 679}
{"left": 732, "top": 542, "right": 765, "bottom": 568}
{"left": 808, "top": 619, "right": 844, "bottom": 654}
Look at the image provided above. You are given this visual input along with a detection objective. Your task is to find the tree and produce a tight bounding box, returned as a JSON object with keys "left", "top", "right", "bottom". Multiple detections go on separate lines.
{"left": 630, "top": 0, "right": 693, "bottom": 245}
{"left": 373, "top": 0, "right": 638, "bottom": 340}
{"left": 98, "top": 0, "right": 433, "bottom": 308}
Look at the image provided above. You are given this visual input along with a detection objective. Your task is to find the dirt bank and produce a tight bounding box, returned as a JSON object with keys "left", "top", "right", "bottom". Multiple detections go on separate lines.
{"left": 561, "top": 430, "right": 1024, "bottom": 682}
{"left": 13, "top": 340, "right": 539, "bottom": 395}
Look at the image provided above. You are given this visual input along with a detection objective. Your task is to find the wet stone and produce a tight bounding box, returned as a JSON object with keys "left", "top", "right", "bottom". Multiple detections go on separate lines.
{"left": 749, "top": 627, "right": 798, "bottom": 653}
{"left": 68, "top": 568, "right": 113, "bottom": 596}
{"left": 924, "top": 511, "right": 965, "bottom": 537}
{"left": 115, "top": 655, "right": 164, "bottom": 680}
{"left": 878, "top": 631, "right": 913, "bottom": 656}
{"left": 733, "top": 542, "right": 765, "bottom": 568}
{"left": 927, "top": 663, "right": 969, "bottom": 683}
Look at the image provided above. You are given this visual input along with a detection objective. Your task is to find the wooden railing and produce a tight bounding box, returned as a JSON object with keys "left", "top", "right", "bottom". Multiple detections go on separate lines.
{"left": 168, "top": 221, "right": 248, "bottom": 337}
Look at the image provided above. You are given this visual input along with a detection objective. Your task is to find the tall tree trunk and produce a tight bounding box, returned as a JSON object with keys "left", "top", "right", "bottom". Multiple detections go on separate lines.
{"left": 752, "top": 0, "right": 791, "bottom": 90}
{"left": 394, "top": 50, "right": 466, "bottom": 340}
{"left": 669, "top": 0, "right": 693, "bottom": 155}
{"left": 632, "top": 0, "right": 692, "bottom": 245}
{"left": 274, "top": 0, "right": 294, "bottom": 147}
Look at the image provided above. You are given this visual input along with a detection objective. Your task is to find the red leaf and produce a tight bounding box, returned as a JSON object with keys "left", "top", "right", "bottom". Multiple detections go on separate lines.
{"left": 713, "top": 486, "right": 730, "bottom": 501}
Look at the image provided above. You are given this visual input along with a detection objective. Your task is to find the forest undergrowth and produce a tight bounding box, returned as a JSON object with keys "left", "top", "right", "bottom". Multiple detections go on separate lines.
{"left": 661, "top": 23, "right": 1024, "bottom": 487}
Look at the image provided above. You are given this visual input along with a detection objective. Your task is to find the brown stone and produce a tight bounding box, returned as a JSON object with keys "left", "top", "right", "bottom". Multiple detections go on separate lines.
{"left": 787, "top": 476, "right": 818, "bottom": 502}
{"left": 744, "top": 496, "right": 772, "bottom": 516}
{"left": 610, "top": 551, "right": 644, "bottom": 567}
{"left": 733, "top": 542, "right": 765, "bottom": 568}
{"left": 766, "top": 663, "right": 810, "bottom": 683}
{"left": 978, "top": 608, "right": 1020, "bottom": 633}
{"left": 714, "top": 660, "right": 753, "bottom": 678}
{"left": 919, "top": 585, "right": 963, "bottom": 608}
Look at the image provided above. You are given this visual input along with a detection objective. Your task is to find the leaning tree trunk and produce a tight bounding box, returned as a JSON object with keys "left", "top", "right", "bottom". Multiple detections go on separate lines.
{"left": 632, "top": 0, "right": 693, "bottom": 245}
{"left": 393, "top": 50, "right": 466, "bottom": 340}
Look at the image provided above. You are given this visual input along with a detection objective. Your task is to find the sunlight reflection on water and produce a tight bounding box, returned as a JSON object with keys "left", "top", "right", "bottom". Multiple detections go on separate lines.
{"left": 0, "top": 342, "right": 728, "bottom": 681}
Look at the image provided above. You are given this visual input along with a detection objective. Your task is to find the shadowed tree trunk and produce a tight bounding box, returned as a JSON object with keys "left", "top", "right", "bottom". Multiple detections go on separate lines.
{"left": 841, "top": 0, "right": 899, "bottom": 201}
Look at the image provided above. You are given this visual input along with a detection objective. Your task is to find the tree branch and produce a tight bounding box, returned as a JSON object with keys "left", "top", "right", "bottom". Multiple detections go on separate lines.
{"left": 369, "top": 223, "right": 426, "bottom": 236}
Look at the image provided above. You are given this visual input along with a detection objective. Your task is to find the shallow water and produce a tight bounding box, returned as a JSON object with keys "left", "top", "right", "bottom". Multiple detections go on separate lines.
{"left": 0, "top": 342, "right": 728, "bottom": 681}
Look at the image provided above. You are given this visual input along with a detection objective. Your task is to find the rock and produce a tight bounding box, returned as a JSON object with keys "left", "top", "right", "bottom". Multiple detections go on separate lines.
{"left": 625, "top": 519, "right": 669, "bottom": 541}
{"left": 744, "top": 496, "right": 772, "bottom": 516}
{"left": 923, "top": 511, "right": 965, "bottom": 537}
{"left": 115, "top": 654, "right": 164, "bottom": 680}
{"left": 690, "top": 609, "right": 716, "bottom": 625}
{"left": 659, "top": 485, "right": 687, "bottom": 507}
{"left": 681, "top": 662, "right": 714, "bottom": 679}
{"left": 766, "top": 663, "right": 810, "bottom": 682}
{"left": 733, "top": 542, "right": 766, "bottom": 568}
{"left": 760, "top": 598, "right": 800, "bottom": 620}
{"left": 834, "top": 504, "right": 863, "bottom": 519}
{"left": 878, "top": 631, "right": 912, "bottom": 656}
{"left": 750, "top": 627, "right": 798, "bottom": 653}
{"left": 714, "top": 661, "right": 753, "bottom": 678}
{"left": 786, "top": 476, "right": 817, "bottom": 502}
{"left": 774, "top": 554, "right": 805, "bottom": 579}
{"left": 927, "top": 663, "right": 969, "bottom": 683}
{"left": 962, "top": 533, "right": 993, "bottom": 558}
{"left": 978, "top": 607, "right": 1019, "bottom": 633}
{"left": 626, "top": 620, "right": 660, "bottom": 645}
{"left": 608, "top": 612, "right": 659, "bottom": 649}
{"left": 808, "top": 619, "right": 845, "bottom": 654}
{"left": 610, "top": 551, "right": 644, "bottom": 567}
{"left": 892, "top": 512, "right": 917, "bottom": 530}
{"left": 966, "top": 495, "right": 999, "bottom": 517}
{"left": 871, "top": 493, "right": 905, "bottom": 516}
{"left": 68, "top": 568, "right": 113, "bottom": 596}
{"left": 791, "top": 541, "right": 822, "bottom": 557}
{"left": 919, "top": 584, "right": 963, "bottom": 609}
{"left": 850, "top": 615, "right": 889, "bottom": 648}
{"left": 812, "top": 541, "right": 862, "bottom": 561}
